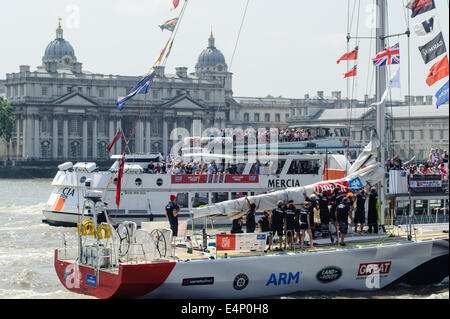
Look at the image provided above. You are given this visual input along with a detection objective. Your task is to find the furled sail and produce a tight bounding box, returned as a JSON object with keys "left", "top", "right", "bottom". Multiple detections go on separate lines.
{"left": 191, "top": 133, "right": 384, "bottom": 220}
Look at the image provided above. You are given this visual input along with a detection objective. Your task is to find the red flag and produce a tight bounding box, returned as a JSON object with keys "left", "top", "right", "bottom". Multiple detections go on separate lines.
{"left": 172, "top": 0, "right": 180, "bottom": 9}
{"left": 337, "top": 47, "right": 359, "bottom": 64}
{"left": 115, "top": 157, "right": 125, "bottom": 208}
{"left": 107, "top": 129, "right": 122, "bottom": 153}
{"left": 426, "top": 55, "right": 449, "bottom": 86}
{"left": 344, "top": 65, "right": 357, "bottom": 78}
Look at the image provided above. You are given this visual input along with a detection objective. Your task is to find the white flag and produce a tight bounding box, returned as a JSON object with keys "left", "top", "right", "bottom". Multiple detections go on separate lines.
{"left": 413, "top": 16, "right": 440, "bottom": 37}
{"left": 371, "top": 69, "right": 400, "bottom": 106}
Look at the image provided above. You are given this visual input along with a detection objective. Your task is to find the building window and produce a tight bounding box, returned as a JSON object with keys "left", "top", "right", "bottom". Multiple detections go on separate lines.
{"left": 401, "top": 130, "right": 405, "bottom": 140}
{"left": 254, "top": 113, "right": 260, "bottom": 122}
{"left": 410, "top": 130, "right": 414, "bottom": 140}
{"left": 440, "top": 129, "right": 444, "bottom": 140}
{"left": 430, "top": 129, "right": 434, "bottom": 139}
{"left": 40, "top": 141, "right": 51, "bottom": 158}
{"left": 86, "top": 87, "right": 92, "bottom": 96}
{"left": 264, "top": 113, "right": 270, "bottom": 122}
{"left": 275, "top": 114, "right": 281, "bottom": 122}
{"left": 57, "top": 86, "right": 63, "bottom": 95}
{"left": 99, "top": 88, "right": 105, "bottom": 98}
{"left": 205, "top": 92, "right": 210, "bottom": 101}
{"left": 243, "top": 113, "right": 249, "bottom": 122}
{"left": 41, "top": 86, "right": 48, "bottom": 96}
{"left": 153, "top": 90, "right": 159, "bottom": 99}
{"left": 419, "top": 130, "right": 424, "bottom": 139}
{"left": 78, "top": 87, "right": 83, "bottom": 93}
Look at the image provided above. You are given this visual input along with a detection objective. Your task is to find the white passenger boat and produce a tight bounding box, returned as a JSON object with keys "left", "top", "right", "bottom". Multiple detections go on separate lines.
{"left": 43, "top": 141, "right": 355, "bottom": 227}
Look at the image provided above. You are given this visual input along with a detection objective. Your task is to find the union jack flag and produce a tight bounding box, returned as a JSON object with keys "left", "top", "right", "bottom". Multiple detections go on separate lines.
{"left": 372, "top": 43, "right": 400, "bottom": 66}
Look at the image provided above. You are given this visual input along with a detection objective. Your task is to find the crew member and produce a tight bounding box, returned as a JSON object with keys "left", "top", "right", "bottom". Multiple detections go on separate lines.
{"left": 165, "top": 194, "right": 180, "bottom": 237}
{"left": 96, "top": 202, "right": 119, "bottom": 227}
{"left": 231, "top": 217, "right": 243, "bottom": 234}
{"left": 367, "top": 186, "right": 378, "bottom": 234}
{"left": 258, "top": 210, "right": 272, "bottom": 250}
{"left": 355, "top": 187, "right": 368, "bottom": 233}
{"left": 328, "top": 187, "right": 344, "bottom": 240}
{"left": 244, "top": 197, "right": 256, "bottom": 233}
{"left": 285, "top": 201, "right": 297, "bottom": 250}
{"left": 271, "top": 200, "right": 286, "bottom": 250}
{"left": 336, "top": 198, "right": 353, "bottom": 246}
{"left": 299, "top": 202, "right": 315, "bottom": 250}
{"left": 314, "top": 189, "right": 334, "bottom": 244}
{"left": 302, "top": 187, "right": 318, "bottom": 239}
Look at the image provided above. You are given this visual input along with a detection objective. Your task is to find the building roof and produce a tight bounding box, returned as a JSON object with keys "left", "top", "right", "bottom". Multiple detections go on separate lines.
{"left": 311, "top": 104, "right": 449, "bottom": 121}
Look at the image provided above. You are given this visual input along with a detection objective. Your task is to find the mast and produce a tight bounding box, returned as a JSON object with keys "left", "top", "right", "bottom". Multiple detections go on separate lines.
{"left": 376, "top": 0, "right": 387, "bottom": 227}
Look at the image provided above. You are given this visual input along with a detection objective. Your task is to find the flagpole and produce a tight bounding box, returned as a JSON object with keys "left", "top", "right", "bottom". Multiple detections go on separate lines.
{"left": 376, "top": 0, "right": 387, "bottom": 228}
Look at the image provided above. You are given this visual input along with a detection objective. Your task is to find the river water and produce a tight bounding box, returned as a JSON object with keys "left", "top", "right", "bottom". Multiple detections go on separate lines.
{"left": 0, "top": 179, "right": 447, "bottom": 299}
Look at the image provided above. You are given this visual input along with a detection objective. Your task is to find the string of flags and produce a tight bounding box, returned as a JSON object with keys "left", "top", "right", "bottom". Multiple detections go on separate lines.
{"left": 406, "top": 0, "right": 449, "bottom": 108}
{"left": 112, "top": 0, "right": 189, "bottom": 208}
{"left": 337, "top": 0, "right": 448, "bottom": 109}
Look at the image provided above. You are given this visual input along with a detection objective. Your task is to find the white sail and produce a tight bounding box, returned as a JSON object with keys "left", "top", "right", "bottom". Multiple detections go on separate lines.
{"left": 192, "top": 133, "right": 384, "bottom": 220}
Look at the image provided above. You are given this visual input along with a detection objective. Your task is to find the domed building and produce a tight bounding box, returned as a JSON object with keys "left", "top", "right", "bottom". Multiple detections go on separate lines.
{"left": 41, "top": 19, "right": 82, "bottom": 73}
{"left": 195, "top": 31, "right": 233, "bottom": 97}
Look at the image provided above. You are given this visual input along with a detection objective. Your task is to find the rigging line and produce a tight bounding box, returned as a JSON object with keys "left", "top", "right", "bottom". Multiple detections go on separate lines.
{"left": 348, "top": 0, "right": 361, "bottom": 155}
{"left": 162, "top": 0, "right": 190, "bottom": 66}
{"left": 229, "top": 0, "right": 250, "bottom": 71}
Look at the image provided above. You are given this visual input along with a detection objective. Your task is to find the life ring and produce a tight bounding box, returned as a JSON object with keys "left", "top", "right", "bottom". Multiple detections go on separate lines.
{"left": 96, "top": 222, "right": 112, "bottom": 240}
{"left": 78, "top": 219, "right": 95, "bottom": 236}
{"left": 343, "top": 138, "right": 350, "bottom": 147}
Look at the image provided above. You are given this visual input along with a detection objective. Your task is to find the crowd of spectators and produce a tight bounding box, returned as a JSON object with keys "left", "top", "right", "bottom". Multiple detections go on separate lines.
{"left": 211, "top": 128, "right": 315, "bottom": 144}
{"left": 387, "top": 148, "right": 448, "bottom": 180}
{"left": 144, "top": 158, "right": 247, "bottom": 175}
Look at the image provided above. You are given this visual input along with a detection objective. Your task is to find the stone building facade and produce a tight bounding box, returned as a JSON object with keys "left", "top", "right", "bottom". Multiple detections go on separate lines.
{"left": 1, "top": 22, "right": 442, "bottom": 162}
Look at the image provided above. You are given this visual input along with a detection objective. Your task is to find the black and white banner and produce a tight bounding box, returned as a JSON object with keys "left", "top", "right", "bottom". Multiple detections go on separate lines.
{"left": 418, "top": 32, "right": 447, "bottom": 64}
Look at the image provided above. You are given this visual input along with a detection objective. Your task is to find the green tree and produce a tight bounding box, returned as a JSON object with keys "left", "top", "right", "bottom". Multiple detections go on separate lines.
{"left": 0, "top": 96, "right": 14, "bottom": 143}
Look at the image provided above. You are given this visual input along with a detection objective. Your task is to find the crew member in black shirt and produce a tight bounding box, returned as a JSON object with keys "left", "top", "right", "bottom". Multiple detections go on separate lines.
{"left": 96, "top": 202, "right": 119, "bottom": 228}
{"left": 314, "top": 189, "right": 335, "bottom": 244}
{"left": 302, "top": 187, "right": 318, "bottom": 239}
{"left": 244, "top": 197, "right": 256, "bottom": 233}
{"left": 367, "top": 185, "right": 378, "bottom": 234}
{"left": 165, "top": 194, "right": 180, "bottom": 237}
{"left": 336, "top": 198, "right": 354, "bottom": 246}
{"left": 271, "top": 200, "right": 286, "bottom": 250}
{"left": 231, "top": 217, "right": 243, "bottom": 234}
{"left": 285, "top": 201, "right": 297, "bottom": 250}
{"left": 355, "top": 187, "right": 368, "bottom": 233}
{"left": 299, "top": 202, "right": 315, "bottom": 250}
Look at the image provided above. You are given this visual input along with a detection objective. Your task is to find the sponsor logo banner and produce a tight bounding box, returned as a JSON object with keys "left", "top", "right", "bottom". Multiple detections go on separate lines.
{"left": 216, "top": 233, "right": 266, "bottom": 251}
{"left": 357, "top": 261, "right": 392, "bottom": 276}
{"left": 182, "top": 277, "right": 215, "bottom": 286}
{"left": 86, "top": 274, "right": 97, "bottom": 288}
{"left": 171, "top": 174, "right": 259, "bottom": 184}
{"left": 316, "top": 266, "right": 343, "bottom": 283}
{"left": 266, "top": 272, "right": 302, "bottom": 286}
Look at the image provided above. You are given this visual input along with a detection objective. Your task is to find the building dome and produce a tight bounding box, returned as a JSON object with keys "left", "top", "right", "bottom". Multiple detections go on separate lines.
{"left": 195, "top": 32, "right": 227, "bottom": 71}
{"left": 42, "top": 20, "right": 77, "bottom": 64}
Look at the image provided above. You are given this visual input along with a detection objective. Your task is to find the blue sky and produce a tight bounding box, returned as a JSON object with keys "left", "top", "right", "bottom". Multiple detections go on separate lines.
{"left": 0, "top": 0, "right": 448, "bottom": 101}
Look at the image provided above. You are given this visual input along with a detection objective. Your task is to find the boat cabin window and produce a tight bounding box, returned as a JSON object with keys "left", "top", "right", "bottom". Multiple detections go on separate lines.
{"left": 334, "top": 128, "right": 349, "bottom": 137}
{"left": 231, "top": 192, "right": 247, "bottom": 200}
{"left": 287, "top": 159, "right": 320, "bottom": 175}
{"left": 275, "top": 159, "right": 286, "bottom": 175}
{"left": 191, "top": 192, "right": 209, "bottom": 208}
{"left": 176, "top": 193, "right": 188, "bottom": 208}
{"left": 212, "top": 192, "right": 229, "bottom": 204}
